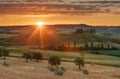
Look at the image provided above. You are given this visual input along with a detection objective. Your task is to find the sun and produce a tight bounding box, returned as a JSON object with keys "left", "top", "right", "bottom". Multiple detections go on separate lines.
{"left": 36, "top": 22, "right": 45, "bottom": 28}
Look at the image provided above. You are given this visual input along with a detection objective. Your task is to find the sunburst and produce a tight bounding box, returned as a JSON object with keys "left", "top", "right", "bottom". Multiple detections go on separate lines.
{"left": 36, "top": 22, "right": 45, "bottom": 28}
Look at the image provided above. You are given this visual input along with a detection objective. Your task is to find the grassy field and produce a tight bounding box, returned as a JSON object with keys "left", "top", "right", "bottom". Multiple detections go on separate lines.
{"left": 8, "top": 47, "right": 120, "bottom": 67}
{"left": 96, "top": 50, "right": 120, "bottom": 57}
{"left": 0, "top": 57, "right": 120, "bottom": 79}
{"left": 1, "top": 28, "right": 120, "bottom": 67}
{"left": 0, "top": 46, "right": 5, "bottom": 48}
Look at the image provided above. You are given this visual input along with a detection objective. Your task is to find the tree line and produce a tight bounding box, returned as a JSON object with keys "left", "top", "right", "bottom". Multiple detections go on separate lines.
{"left": 75, "top": 28, "right": 96, "bottom": 34}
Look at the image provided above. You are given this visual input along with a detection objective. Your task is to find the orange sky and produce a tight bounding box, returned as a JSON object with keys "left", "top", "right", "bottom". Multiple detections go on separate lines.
{"left": 0, "top": 1, "right": 120, "bottom": 26}
{"left": 0, "top": 13, "right": 120, "bottom": 26}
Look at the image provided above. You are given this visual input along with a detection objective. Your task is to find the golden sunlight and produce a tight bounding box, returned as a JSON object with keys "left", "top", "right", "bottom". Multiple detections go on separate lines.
{"left": 36, "top": 22, "right": 45, "bottom": 28}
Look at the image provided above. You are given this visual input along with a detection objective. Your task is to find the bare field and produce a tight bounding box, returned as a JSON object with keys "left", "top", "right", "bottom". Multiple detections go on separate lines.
{"left": 0, "top": 57, "right": 120, "bottom": 79}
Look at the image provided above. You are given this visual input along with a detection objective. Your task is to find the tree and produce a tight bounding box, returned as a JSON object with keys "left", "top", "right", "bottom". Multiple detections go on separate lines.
{"left": 22, "top": 52, "right": 43, "bottom": 62}
{"left": 100, "top": 43, "right": 104, "bottom": 49}
{"left": 0, "top": 48, "right": 3, "bottom": 57}
{"left": 32, "top": 52, "right": 43, "bottom": 62}
{"left": 0, "top": 48, "right": 9, "bottom": 59}
{"left": 98, "top": 43, "right": 100, "bottom": 48}
{"left": 90, "top": 42, "right": 94, "bottom": 48}
{"left": 90, "top": 28, "right": 96, "bottom": 34}
{"left": 48, "top": 56, "right": 61, "bottom": 66}
{"left": 85, "top": 42, "right": 88, "bottom": 48}
{"left": 90, "top": 28, "right": 93, "bottom": 33}
{"left": 74, "top": 57, "right": 84, "bottom": 69}
{"left": 3, "top": 48, "right": 9, "bottom": 59}
{"left": 93, "top": 28, "right": 96, "bottom": 33}
{"left": 108, "top": 43, "right": 110, "bottom": 49}
{"left": 22, "top": 52, "right": 33, "bottom": 62}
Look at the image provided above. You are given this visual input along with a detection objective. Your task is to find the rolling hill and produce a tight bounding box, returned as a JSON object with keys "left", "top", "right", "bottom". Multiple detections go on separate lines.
{"left": 0, "top": 24, "right": 120, "bottom": 48}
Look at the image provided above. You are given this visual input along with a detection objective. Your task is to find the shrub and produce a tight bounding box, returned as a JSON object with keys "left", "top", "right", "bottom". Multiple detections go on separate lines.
{"left": 48, "top": 66, "right": 65, "bottom": 76}
{"left": 3, "top": 48, "right": 9, "bottom": 59}
{"left": 111, "top": 47, "right": 118, "bottom": 50}
{"left": 0, "top": 49, "right": 2, "bottom": 57}
{"left": 22, "top": 52, "right": 33, "bottom": 62}
{"left": 54, "top": 68, "right": 64, "bottom": 76}
{"left": 55, "top": 46, "right": 64, "bottom": 51}
{"left": 48, "top": 56, "right": 61, "bottom": 66}
{"left": 3, "top": 61, "right": 9, "bottom": 66}
{"left": 22, "top": 52, "right": 43, "bottom": 62}
{"left": 32, "top": 52, "right": 43, "bottom": 62}
{"left": 83, "top": 69, "right": 89, "bottom": 75}
{"left": 48, "top": 65, "right": 58, "bottom": 72}
{"left": 61, "top": 66, "right": 66, "bottom": 72}
{"left": 47, "top": 44, "right": 56, "bottom": 50}
{"left": 0, "top": 48, "right": 9, "bottom": 59}
{"left": 74, "top": 57, "right": 84, "bottom": 69}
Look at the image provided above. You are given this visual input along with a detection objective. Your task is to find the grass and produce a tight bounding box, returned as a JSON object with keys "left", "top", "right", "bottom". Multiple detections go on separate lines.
{"left": 0, "top": 57, "right": 120, "bottom": 79}
{"left": 0, "top": 46, "right": 5, "bottom": 49}
{"left": 8, "top": 48, "right": 120, "bottom": 67}
{"left": 88, "top": 50, "right": 120, "bottom": 57}
{"left": 98, "top": 50, "right": 120, "bottom": 57}
{"left": 85, "top": 53, "right": 120, "bottom": 67}
{"left": 86, "top": 59, "right": 120, "bottom": 67}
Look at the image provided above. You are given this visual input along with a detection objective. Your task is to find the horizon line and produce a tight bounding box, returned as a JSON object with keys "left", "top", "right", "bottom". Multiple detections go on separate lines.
{"left": 0, "top": 23, "right": 120, "bottom": 27}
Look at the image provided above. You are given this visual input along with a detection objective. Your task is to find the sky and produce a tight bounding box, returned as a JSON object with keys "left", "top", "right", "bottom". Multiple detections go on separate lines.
{"left": 0, "top": 0, "right": 120, "bottom": 26}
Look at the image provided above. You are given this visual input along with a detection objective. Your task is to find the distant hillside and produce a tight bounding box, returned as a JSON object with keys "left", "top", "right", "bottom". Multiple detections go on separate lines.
{"left": 0, "top": 24, "right": 120, "bottom": 48}
{"left": 1, "top": 24, "right": 119, "bottom": 36}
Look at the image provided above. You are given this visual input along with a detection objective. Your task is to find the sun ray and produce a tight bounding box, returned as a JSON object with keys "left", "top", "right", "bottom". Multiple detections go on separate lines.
{"left": 25, "top": 22, "right": 45, "bottom": 48}
{"left": 25, "top": 23, "right": 66, "bottom": 49}
{"left": 25, "top": 27, "right": 40, "bottom": 47}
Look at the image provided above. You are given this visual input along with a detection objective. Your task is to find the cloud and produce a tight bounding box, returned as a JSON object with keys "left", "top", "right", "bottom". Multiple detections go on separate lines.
{"left": 0, "top": 0, "right": 120, "bottom": 15}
